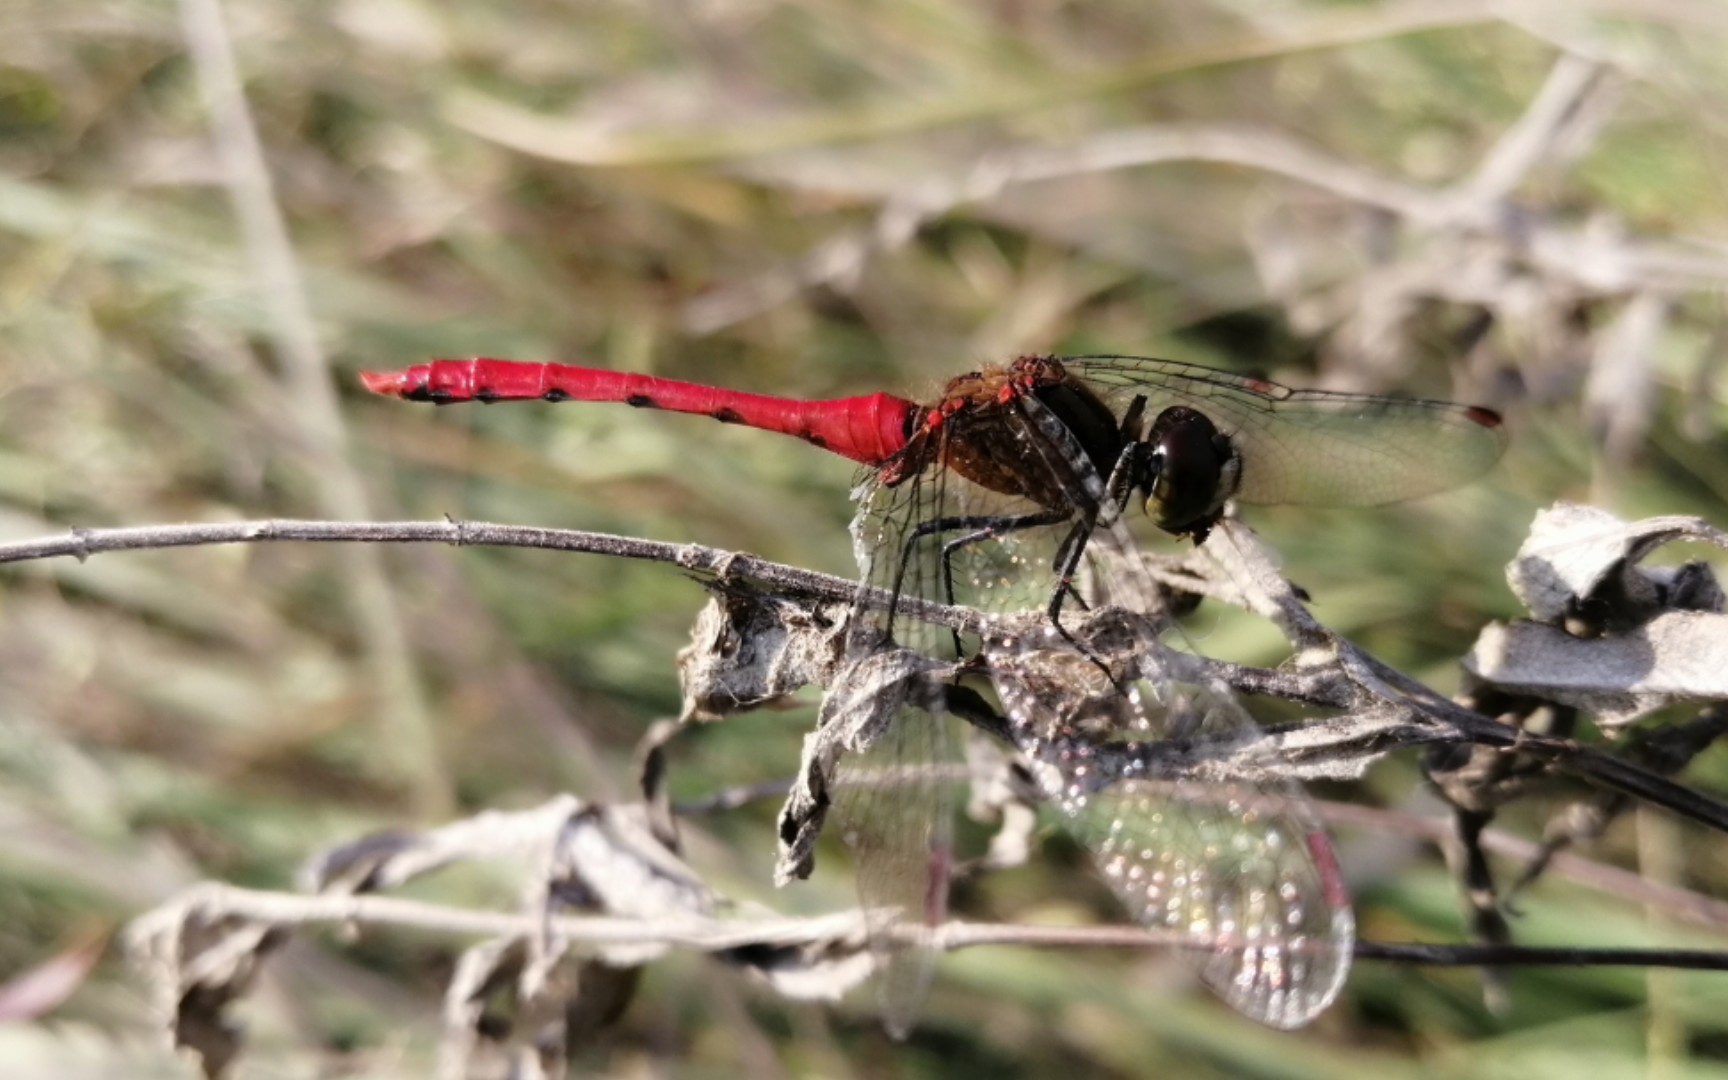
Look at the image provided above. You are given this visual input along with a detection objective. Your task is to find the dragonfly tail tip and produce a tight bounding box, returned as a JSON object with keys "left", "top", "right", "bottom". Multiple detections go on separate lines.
{"left": 358, "top": 369, "right": 408, "bottom": 396}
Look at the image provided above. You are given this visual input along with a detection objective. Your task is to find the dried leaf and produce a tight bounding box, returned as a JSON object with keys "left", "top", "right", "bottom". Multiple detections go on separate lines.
{"left": 440, "top": 937, "right": 637, "bottom": 1080}
{"left": 774, "top": 648, "right": 952, "bottom": 885}
{"left": 125, "top": 891, "right": 287, "bottom": 1079}
{"left": 303, "top": 798, "right": 585, "bottom": 895}
{"left": 1507, "top": 503, "right": 1728, "bottom": 628}
{"left": 1465, "top": 613, "right": 1728, "bottom": 725}
{"left": 721, "top": 937, "right": 876, "bottom": 1003}
{"left": 677, "top": 583, "right": 848, "bottom": 720}
{"left": 550, "top": 805, "right": 716, "bottom": 967}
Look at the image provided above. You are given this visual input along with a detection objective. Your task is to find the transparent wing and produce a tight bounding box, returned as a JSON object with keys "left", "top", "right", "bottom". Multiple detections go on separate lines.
{"left": 826, "top": 657, "right": 951, "bottom": 1038}
{"left": 1068, "top": 355, "right": 1506, "bottom": 507}
{"left": 833, "top": 415, "right": 1095, "bottom": 1035}
{"left": 1072, "top": 774, "right": 1353, "bottom": 1028}
{"left": 833, "top": 465, "right": 972, "bottom": 1037}
{"left": 830, "top": 383, "right": 1355, "bottom": 1032}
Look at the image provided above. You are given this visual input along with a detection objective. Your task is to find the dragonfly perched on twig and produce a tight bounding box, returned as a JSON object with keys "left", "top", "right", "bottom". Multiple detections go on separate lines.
{"left": 362, "top": 354, "right": 1506, "bottom": 1031}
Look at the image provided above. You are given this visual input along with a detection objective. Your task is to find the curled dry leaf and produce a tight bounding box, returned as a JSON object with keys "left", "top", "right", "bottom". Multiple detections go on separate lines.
{"left": 774, "top": 647, "right": 955, "bottom": 886}
{"left": 1467, "top": 614, "right": 1728, "bottom": 726}
{"left": 441, "top": 935, "right": 641, "bottom": 1080}
{"left": 1470, "top": 503, "right": 1728, "bottom": 725}
{"left": 441, "top": 936, "right": 529, "bottom": 1078}
{"left": 1443, "top": 503, "right": 1728, "bottom": 952}
{"left": 677, "top": 582, "right": 849, "bottom": 720}
{"left": 125, "top": 889, "right": 288, "bottom": 1080}
{"left": 303, "top": 797, "right": 588, "bottom": 895}
{"left": 1505, "top": 502, "right": 1728, "bottom": 627}
{"left": 717, "top": 936, "right": 877, "bottom": 1004}
{"left": 550, "top": 804, "right": 717, "bottom": 967}
{"left": 301, "top": 796, "right": 720, "bottom": 1075}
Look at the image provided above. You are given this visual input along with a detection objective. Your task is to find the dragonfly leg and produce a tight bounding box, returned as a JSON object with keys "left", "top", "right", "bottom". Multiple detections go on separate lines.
{"left": 1103, "top": 399, "right": 1151, "bottom": 513}
{"left": 1046, "top": 431, "right": 1146, "bottom": 624}
{"left": 935, "top": 513, "right": 1072, "bottom": 654}
{"left": 1039, "top": 515, "right": 1133, "bottom": 689}
{"left": 1038, "top": 438, "right": 1152, "bottom": 688}
{"left": 886, "top": 508, "right": 1070, "bottom": 654}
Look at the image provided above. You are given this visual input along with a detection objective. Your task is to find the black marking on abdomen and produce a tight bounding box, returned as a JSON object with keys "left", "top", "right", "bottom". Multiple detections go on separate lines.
{"left": 542, "top": 388, "right": 570, "bottom": 403}
{"left": 801, "top": 432, "right": 827, "bottom": 449}
{"left": 473, "top": 387, "right": 499, "bottom": 403}
{"left": 713, "top": 407, "right": 744, "bottom": 425}
{"left": 626, "top": 394, "right": 657, "bottom": 408}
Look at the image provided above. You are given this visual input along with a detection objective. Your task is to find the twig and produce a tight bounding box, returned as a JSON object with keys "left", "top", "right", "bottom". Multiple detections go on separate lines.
{"left": 128, "top": 882, "right": 1728, "bottom": 972}
{"left": 129, "top": 882, "right": 866, "bottom": 953}
{"left": 0, "top": 517, "right": 974, "bottom": 629}
{"left": 1351, "top": 941, "right": 1728, "bottom": 970}
{"left": 679, "top": 777, "right": 1728, "bottom": 930}
{"left": 1456, "top": 54, "right": 1607, "bottom": 204}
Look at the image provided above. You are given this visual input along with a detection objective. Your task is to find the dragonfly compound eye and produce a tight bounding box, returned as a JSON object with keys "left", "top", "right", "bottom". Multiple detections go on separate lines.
{"left": 1143, "top": 406, "right": 1231, "bottom": 536}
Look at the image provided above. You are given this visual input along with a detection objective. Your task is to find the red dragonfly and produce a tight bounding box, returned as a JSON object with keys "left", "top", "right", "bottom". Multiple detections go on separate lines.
{"left": 361, "top": 355, "right": 1505, "bottom": 1031}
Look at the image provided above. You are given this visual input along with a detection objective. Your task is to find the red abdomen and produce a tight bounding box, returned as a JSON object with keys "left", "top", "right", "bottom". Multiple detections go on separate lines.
{"left": 360, "top": 359, "right": 919, "bottom": 468}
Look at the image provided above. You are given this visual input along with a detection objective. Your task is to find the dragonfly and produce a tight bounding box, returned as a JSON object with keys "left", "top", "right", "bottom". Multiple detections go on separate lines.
{"left": 361, "top": 354, "right": 1506, "bottom": 1031}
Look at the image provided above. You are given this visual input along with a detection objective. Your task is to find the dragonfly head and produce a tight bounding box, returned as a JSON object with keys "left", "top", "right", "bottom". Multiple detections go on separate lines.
{"left": 1137, "top": 406, "right": 1239, "bottom": 539}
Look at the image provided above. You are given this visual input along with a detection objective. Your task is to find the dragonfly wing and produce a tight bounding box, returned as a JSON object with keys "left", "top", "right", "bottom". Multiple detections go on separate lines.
{"left": 1069, "top": 356, "right": 1507, "bottom": 507}
{"left": 982, "top": 395, "right": 1354, "bottom": 1026}
{"left": 833, "top": 416, "right": 1088, "bottom": 1034}
{"left": 830, "top": 470, "right": 978, "bottom": 1037}
{"left": 829, "top": 676, "right": 951, "bottom": 1038}
{"left": 1066, "top": 775, "right": 1354, "bottom": 1028}
{"left": 981, "top": 627, "right": 1354, "bottom": 1029}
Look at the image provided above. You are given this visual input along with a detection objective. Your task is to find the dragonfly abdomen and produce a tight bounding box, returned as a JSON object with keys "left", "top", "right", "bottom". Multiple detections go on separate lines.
{"left": 360, "top": 358, "right": 920, "bottom": 467}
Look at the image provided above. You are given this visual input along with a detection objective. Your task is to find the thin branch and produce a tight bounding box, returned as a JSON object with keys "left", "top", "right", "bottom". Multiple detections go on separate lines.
{"left": 680, "top": 777, "right": 1728, "bottom": 930}
{"left": 129, "top": 882, "right": 866, "bottom": 953}
{"left": 0, "top": 517, "right": 970, "bottom": 628}
{"left": 128, "top": 882, "right": 1728, "bottom": 972}
{"left": 1351, "top": 940, "right": 1728, "bottom": 970}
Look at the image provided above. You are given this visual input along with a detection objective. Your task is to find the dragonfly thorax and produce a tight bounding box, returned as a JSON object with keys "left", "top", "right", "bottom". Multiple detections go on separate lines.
{"left": 905, "top": 358, "right": 1127, "bottom": 505}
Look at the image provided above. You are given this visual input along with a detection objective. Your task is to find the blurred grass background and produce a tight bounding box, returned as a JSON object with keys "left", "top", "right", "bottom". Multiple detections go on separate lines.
{"left": 5, "top": 0, "right": 1728, "bottom": 1076}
